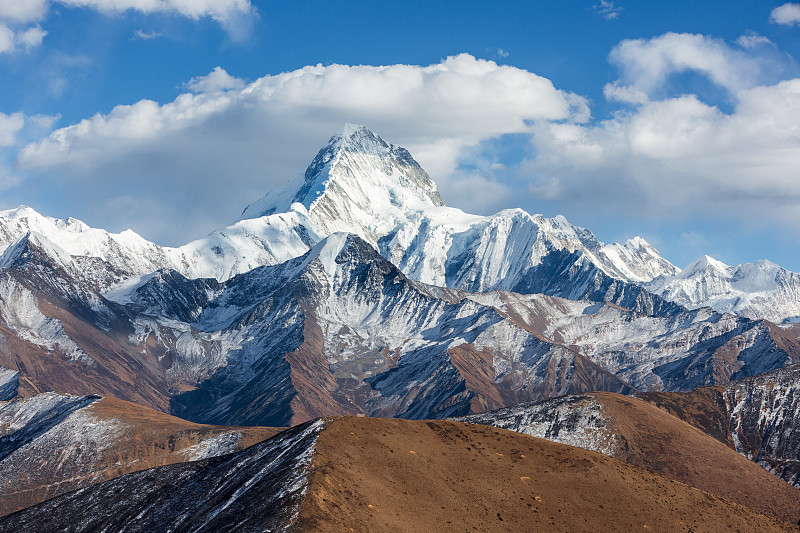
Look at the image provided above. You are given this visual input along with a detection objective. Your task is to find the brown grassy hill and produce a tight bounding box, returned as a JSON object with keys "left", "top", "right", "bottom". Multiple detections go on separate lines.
{"left": 1, "top": 416, "right": 794, "bottom": 532}
{"left": 296, "top": 417, "right": 797, "bottom": 532}
{"left": 596, "top": 392, "right": 800, "bottom": 524}
{"left": 0, "top": 394, "right": 281, "bottom": 517}
{"left": 638, "top": 366, "right": 800, "bottom": 489}
{"left": 457, "top": 391, "right": 800, "bottom": 525}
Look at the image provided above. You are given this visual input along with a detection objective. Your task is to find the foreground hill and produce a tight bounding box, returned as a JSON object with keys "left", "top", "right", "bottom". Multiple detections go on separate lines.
{"left": 457, "top": 390, "right": 800, "bottom": 524}
{"left": 0, "top": 393, "right": 281, "bottom": 517}
{"left": 0, "top": 417, "right": 794, "bottom": 532}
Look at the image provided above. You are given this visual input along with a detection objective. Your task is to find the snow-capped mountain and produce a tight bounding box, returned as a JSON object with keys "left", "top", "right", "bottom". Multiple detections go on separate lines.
{"left": 0, "top": 123, "right": 798, "bottom": 434}
{"left": 645, "top": 255, "right": 800, "bottom": 323}
{"left": 1, "top": 125, "right": 680, "bottom": 314}
{"left": 5, "top": 124, "right": 800, "bottom": 326}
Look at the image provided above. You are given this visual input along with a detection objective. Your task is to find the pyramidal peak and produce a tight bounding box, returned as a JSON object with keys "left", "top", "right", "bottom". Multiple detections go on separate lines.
{"left": 680, "top": 255, "right": 731, "bottom": 278}
{"left": 239, "top": 125, "right": 445, "bottom": 243}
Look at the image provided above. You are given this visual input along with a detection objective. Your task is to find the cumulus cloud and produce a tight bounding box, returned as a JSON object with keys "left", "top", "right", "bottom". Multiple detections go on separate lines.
{"left": 526, "top": 33, "right": 800, "bottom": 234}
{"left": 606, "top": 33, "right": 762, "bottom": 100}
{"left": 186, "top": 66, "right": 245, "bottom": 93}
{"left": 771, "top": 3, "right": 800, "bottom": 26}
{"left": 16, "top": 54, "right": 585, "bottom": 244}
{"left": 11, "top": 33, "right": 800, "bottom": 252}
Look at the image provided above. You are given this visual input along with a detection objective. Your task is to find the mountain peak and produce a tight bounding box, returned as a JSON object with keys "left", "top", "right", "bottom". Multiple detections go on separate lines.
{"left": 334, "top": 123, "right": 371, "bottom": 141}
{"left": 679, "top": 255, "right": 731, "bottom": 278}
{"left": 240, "top": 125, "right": 445, "bottom": 245}
{"left": 0, "top": 231, "right": 75, "bottom": 272}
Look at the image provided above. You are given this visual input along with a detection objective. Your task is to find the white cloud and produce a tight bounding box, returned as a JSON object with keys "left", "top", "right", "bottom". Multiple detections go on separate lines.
{"left": 0, "top": 112, "right": 57, "bottom": 196}
{"left": 0, "top": 23, "right": 12, "bottom": 53}
{"left": 0, "top": 23, "right": 47, "bottom": 54}
{"left": 771, "top": 3, "right": 800, "bottom": 26}
{"left": 594, "top": 1, "right": 622, "bottom": 20}
{"left": 133, "top": 29, "right": 162, "bottom": 39}
{"left": 16, "top": 25, "right": 46, "bottom": 49}
{"left": 607, "top": 33, "right": 762, "bottom": 100}
{"left": 528, "top": 75, "right": 800, "bottom": 228}
{"left": 0, "top": 113, "right": 25, "bottom": 146}
{"left": 186, "top": 66, "right": 245, "bottom": 93}
{"left": 58, "top": 0, "right": 255, "bottom": 24}
{"left": 16, "top": 55, "right": 585, "bottom": 244}
{"left": 0, "top": 0, "right": 49, "bottom": 23}
{"left": 735, "top": 33, "right": 772, "bottom": 49}
{"left": 0, "top": 0, "right": 255, "bottom": 44}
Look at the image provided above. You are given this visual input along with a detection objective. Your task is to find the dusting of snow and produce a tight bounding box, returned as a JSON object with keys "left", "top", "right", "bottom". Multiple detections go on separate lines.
{"left": 724, "top": 368, "right": 800, "bottom": 488}
{"left": 0, "top": 367, "right": 19, "bottom": 401}
{"left": 179, "top": 432, "right": 243, "bottom": 461}
{"left": 0, "top": 276, "right": 93, "bottom": 364}
{"left": 190, "top": 418, "right": 326, "bottom": 532}
{"left": 456, "top": 395, "right": 619, "bottom": 457}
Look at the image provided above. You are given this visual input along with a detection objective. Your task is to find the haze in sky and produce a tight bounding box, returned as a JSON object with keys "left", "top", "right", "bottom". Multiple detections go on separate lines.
{"left": 2, "top": 1, "right": 800, "bottom": 270}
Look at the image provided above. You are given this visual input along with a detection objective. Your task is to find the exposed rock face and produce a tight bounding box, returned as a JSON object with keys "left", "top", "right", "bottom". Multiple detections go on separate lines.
{"left": 0, "top": 393, "right": 280, "bottom": 517}
{"left": 725, "top": 366, "right": 800, "bottom": 488}
{"left": 0, "top": 369, "right": 18, "bottom": 401}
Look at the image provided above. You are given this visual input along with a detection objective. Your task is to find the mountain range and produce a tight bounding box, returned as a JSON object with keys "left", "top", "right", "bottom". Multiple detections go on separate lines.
{"left": 0, "top": 124, "right": 799, "bottom": 530}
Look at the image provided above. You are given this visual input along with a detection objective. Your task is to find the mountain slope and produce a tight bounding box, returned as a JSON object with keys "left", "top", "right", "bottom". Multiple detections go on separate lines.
{"left": 0, "top": 419, "right": 325, "bottom": 533}
{"left": 2, "top": 417, "right": 794, "bottom": 533}
{"left": 457, "top": 392, "right": 800, "bottom": 524}
{"left": 166, "top": 233, "right": 633, "bottom": 426}
{"left": 640, "top": 365, "right": 800, "bottom": 489}
{"left": 1, "top": 223, "right": 796, "bottom": 430}
{"left": 471, "top": 290, "right": 800, "bottom": 390}
{"left": 0, "top": 392, "right": 281, "bottom": 517}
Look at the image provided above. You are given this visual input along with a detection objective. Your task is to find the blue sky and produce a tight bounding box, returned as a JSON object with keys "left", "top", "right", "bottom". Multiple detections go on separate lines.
{"left": 2, "top": 1, "right": 800, "bottom": 271}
